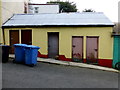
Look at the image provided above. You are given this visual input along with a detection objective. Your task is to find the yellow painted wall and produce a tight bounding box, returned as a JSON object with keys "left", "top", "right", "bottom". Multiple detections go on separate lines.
{"left": 0, "top": 0, "right": 2, "bottom": 44}
{"left": 4, "top": 27, "right": 113, "bottom": 59}
{"left": 0, "top": 0, "right": 1, "bottom": 26}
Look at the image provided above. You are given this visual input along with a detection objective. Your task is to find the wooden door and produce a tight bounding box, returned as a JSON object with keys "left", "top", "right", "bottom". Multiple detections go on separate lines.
{"left": 72, "top": 36, "right": 83, "bottom": 62}
{"left": 48, "top": 32, "right": 59, "bottom": 58}
{"left": 86, "top": 36, "right": 98, "bottom": 64}
{"left": 21, "top": 30, "right": 32, "bottom": 45}
{"left": 10, "top": 30, "right": 19, "bottom": 54}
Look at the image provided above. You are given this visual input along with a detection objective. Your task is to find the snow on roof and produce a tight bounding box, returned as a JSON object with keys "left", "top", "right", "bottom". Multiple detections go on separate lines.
{"left": 3, "top": 12, "right": 114, "bottom": 27}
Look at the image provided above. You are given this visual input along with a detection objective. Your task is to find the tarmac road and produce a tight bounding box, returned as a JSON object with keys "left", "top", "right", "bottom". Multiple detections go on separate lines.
{"left": 2, "top": 60, "right": 119, "bottom": 88}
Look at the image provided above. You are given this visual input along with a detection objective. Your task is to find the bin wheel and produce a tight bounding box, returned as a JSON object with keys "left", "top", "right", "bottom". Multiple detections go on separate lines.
{"left": 115, "top": 62, "right": 120, "bottom": 70}
{"left": 29, "top": 64, "right": 35, "bottom": 67}
{"left": 13, "top": 60, "right": 16, "bottom": 63}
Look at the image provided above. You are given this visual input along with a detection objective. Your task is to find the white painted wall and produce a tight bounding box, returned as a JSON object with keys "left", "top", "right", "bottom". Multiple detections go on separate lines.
{"left": 1, "top": 0, "right": 29, "bottom": 23}
{"left": 2, "top": 2, "right": 24, "bottom": 23}
{"left": 28, "top": 4, "right": 59, "bottom": 14}
{"left": 0, "top": 0, "right": 29, "bottom": 44}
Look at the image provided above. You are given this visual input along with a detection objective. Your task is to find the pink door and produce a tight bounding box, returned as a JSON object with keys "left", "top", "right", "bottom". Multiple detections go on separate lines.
{"left": 72, "top": 36, "right": 83, "bottom": 62}
{"left": 86, "top": 36, "right": 98, "bottom": 64}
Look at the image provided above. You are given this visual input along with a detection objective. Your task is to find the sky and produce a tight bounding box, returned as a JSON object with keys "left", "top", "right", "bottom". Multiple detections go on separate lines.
{"left": 30, "top": 0, "right": 119, "bottom": 22}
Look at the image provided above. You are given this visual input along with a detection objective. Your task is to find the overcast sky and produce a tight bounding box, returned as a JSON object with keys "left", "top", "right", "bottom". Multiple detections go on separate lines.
{"left": 31, "top": 0, "right": 119, "bottom": 22}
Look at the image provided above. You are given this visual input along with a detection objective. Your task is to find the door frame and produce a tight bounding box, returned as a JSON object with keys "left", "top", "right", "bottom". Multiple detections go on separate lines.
{"left": 9, "top": 30, "right": 19, "bottom": 45}
{"left": 86, "top": 36, "right": 99, "bottom": 61}
{"left": 47, "top": 32, "right": 59, "bottom": 58}
{"left": 72, "top": 36, "right": 84, "bottom": 60}
{"left": 9, "top": 30, "right": 19, "bottom": 53}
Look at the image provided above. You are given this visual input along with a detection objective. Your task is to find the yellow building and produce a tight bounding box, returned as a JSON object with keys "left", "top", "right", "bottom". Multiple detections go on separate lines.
{"left": 2, "top": 13, "right": 114, "bottom": 67}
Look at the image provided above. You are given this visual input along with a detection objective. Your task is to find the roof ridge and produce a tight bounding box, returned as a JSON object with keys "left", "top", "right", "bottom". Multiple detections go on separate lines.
{"left": 14, "top": 12, "right": 104, "bottom": 16}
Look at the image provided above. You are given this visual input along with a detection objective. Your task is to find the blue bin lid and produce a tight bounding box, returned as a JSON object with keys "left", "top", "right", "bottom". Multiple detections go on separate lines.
{"left": 14, "top": 44, "right": 27, "bottom": 47}
{"left": 25, "top": 45, "right": 40, "bottom": 49}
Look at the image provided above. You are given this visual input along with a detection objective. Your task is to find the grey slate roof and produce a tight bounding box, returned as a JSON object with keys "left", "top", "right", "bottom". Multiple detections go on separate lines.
{"left": 3, "top": 12, "right": 114, "bottom": 27}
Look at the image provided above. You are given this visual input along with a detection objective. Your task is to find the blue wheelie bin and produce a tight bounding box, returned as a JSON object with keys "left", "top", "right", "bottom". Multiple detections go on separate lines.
{"left": 14, "top": 44, "right": 27, "bottom": 63}
{"left": 24, "top": 45, "right": 40, "bottom": 66}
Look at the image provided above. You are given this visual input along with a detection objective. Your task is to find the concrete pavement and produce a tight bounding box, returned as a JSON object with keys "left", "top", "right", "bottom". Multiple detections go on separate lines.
{"left": 9, "top": 54, "right": 119, "bottom": 73}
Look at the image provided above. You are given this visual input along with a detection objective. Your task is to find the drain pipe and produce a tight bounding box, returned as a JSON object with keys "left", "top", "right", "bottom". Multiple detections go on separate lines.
{"left": 2, "top": 27, "right": 5, "bottom": 45}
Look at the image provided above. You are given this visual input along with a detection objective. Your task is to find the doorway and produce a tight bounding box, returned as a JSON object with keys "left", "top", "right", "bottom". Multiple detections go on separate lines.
{"left": 48, "top": 32, "right": 59, "bottom": 58}
{"left": 21, "top": 30, "right": 32, "bottom": 45}
{"left": 86, "top": 36, "right": 99, "bottom": 64}
{"left": 9, "top": 30, "right": 19, "bottom": 54}
{"left": 72, "top": 36, "right": 83, "bottom": 62}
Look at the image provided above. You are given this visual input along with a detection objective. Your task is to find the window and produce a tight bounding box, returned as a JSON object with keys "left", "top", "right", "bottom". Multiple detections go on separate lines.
{"left": 34, "top": 7, "right": 39, "bottom": 13}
